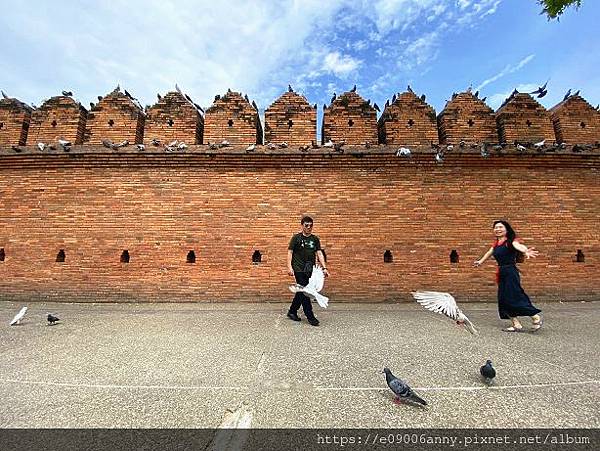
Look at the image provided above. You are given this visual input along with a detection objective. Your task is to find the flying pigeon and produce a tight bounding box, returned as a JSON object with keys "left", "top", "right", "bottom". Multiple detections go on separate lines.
{"left": 382, "top": 368, "right": 427, "bottom": 406}
{"left": 62, "top": 91, "right": 73, "bottom": 97}
{"left": 396, "top": 147, "right": 411, "bottom": 157}
{"left": 10, "top": 307, "right": 28, "bottom": 326}
{"left": 412, "top": 290, "right": 478, "bottom": 334}
{"left": 480, "top": 360, "right": 496, "bottom": 386}
{"left": 47, "top": 313, "right": 60, "bottom": 325}
{"left": 288, "top": 266, "right": 329, "bottom": 308}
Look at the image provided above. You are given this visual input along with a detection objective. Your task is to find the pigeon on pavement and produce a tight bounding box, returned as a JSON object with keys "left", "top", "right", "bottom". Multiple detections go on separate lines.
{"left": 412, "top": 291, "right": 478, "bottom": 334}
{"left": 382, "top": 368, "right": 427, "bottom": 406}
{"left": 480, "top": 360, "right": 496, "bottom": 386}
{"left": 47, "top": 314, "right": 60, "bottom": 325}
{"left": 10, "top": 307, "right": 28, "bottom": 326}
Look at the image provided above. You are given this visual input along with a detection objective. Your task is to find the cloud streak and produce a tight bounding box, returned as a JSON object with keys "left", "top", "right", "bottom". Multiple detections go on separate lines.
{"left": 476, "top": 54, "right": 536, "bottom": 92}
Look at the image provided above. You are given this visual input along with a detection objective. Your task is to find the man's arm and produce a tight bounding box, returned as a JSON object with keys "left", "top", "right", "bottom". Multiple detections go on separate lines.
{"left": 316, "top": 250, "right": 330, "bottom": 276}
{"left": 287, "top": 249, "right": 294, "bottom": 276}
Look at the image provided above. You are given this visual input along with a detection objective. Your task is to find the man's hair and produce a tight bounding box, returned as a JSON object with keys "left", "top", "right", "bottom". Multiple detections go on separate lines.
{"left": 301, "top": 215, "right": 313, "bottom": 224}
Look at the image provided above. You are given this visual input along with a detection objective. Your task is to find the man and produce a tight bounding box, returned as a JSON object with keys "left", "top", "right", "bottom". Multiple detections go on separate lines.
{"left": 287, "top": 216, "right": 330, "bottom": 326}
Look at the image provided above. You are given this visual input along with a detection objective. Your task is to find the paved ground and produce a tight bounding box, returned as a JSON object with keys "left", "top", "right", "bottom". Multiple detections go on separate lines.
{"left": 0, "top": 300, "right": 598, "bottom": 429}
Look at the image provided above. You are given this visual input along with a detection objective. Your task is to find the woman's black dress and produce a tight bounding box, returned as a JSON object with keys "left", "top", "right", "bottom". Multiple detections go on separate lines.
{"left": 493, "top": 240, "right": 541, "bottom": 319}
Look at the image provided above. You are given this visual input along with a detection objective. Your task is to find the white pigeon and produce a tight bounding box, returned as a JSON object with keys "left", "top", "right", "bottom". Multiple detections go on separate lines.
{"left": 323, "top": 140, "right": 334, "bottom": 148}
{"left": 245, "top": 144, "right": 256, "bottom": 152}
{"left": 289, "top": 266, "right": 329, "bottom": 308}
{"left": 516, "top": 144, "right": 527, "bottom": 152}
{"left": 396, "top": 147, "right": 411, "bottom": 157}
{"left": 412, "top": 291, "right": 477, "bottom": 334}
{"left": 37, "top": 142, "right": 46, "bottom": 151}
{"left": 533, "top": 139, "right": 546, "bottom": 148}
{"left": 10, "top": 307, "right": 28, "bottom": 326}
{"left": 177, "top": 142, "right": 188, "bottom": 150}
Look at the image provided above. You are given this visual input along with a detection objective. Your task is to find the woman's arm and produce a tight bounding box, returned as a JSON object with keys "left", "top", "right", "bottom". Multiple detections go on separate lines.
{"left": 512, "top": 240, "right": 539, "bottom": 259}
{"left": 473, "top": 247, "right": 494, "bottom": 267}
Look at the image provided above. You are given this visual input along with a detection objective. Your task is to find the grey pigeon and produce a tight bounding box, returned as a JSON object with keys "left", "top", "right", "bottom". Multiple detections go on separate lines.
{"left": 382, "top": 368, "right": 427, "bottom": 406}
{"left": 350, "top": 84, "right": 357, "bottom": 92}
{"left": 47, "top": 313, "right": 60, "bottom": 325}
{"left": 480, "top": 360, "right": 496, "bottom": 386}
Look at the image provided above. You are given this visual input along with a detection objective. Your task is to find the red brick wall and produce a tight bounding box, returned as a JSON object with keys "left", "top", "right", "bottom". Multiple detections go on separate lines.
{"left": 265, "top": 92, "right": 316, "bottom": 146}
{"left": 0, "top": 99, "right": 32, "bottom": 146}
{"left": 550, "top": 95, "right": 600, "bottom": 144}
{"left": 26, "top": 96, "right": 87, "bottom": 145}
{"left": 0, "top": 148, "right": 598, "bottom": 303}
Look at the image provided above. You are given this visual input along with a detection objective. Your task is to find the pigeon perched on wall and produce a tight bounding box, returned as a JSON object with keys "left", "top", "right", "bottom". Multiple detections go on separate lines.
{"left": 533, "top": 139, "right": 546, "bottom": 149}
{"left": 289, "top": 266, "right": 329, "bottom": 308}
{"left": 480, "top": 360, "right": 496, "bottom": 386}
{"left": 245, "top": 144, "right": 256, "bottom": 152}
{"left": 396, "top": 147, "right": 411, "bottom": 157}
{"left": 47, "top": 313, "right": 60, "bottom": 325}
{"left": 412, "top": 291, "right": 478, "bottom": 334}
{"left": 382, "top": 368, "right": 427, "bottom": 406}
{"left": 62, "top": 91, "right": 73, "bottom": 97}
{"left": 37, "top": 143, "right": 46, "bottom": 151}
{"left": 10, "top": 307, "right": 28, "bottom": 326}
{"left": 323, "top": 140, "right": 334, "bottom": 148}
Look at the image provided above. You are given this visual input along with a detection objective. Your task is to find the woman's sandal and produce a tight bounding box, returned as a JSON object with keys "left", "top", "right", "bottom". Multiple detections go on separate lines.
{"left": 502, "top": 326, "right": 525, "bottom": 333}
{"left": 531, "top": 318, "right": 543, "bottom": 332}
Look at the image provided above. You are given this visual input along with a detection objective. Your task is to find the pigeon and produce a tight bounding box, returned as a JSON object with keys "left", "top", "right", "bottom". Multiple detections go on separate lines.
{"left": 434, "top": 151, "right": 444, "bottom": 164}
{"left": 412, "top": 290, "right": 478, "bottom": 335}
{"left": 175, "top": 84, "right": 182, "bottom": 93}
{"left": 177, "top": 142, "right": 188, "bottom": 151}
{"left": 459, "top": 140, "right": 466, "bottom": 148}
{"left": 47, "top": 313, "right": 60, "bottom": 325}
{"left": 252, "top": 100, "right": 258, "bottom": 110}
{"left": 572, "top": 90, "right": 580, "bottom": 97}
{"left": 208, "top": 142, "right": 219, "bottom": 150}
{"left": 533, "top": 139, "right": 546, "bottom": 149}
{"left": 481, "top": 96, "right": 487, "bottom": 102}
{"left": 395, "top": 147, "right": 411, "bottom": 157}
{"left": 385, "top": 99, "right": 390, "bottom": 108}
{"left": 288, "top": 266, "right": 329, "bottom": 308}
{"left": 89, "top": 102, "right": 95, "bottom": 110}
{"left": 323, "top": 140, "right": 334, "bottom": 148}
{"left": 350, "top": 84, "right": 357, "bottom": 92}
{"left": 220, "top": 140, "right": 230, "bottom": 148}
{"left": 420, "top": 94, "right": 426, "bottom": 102}
{"left": 10, "top": 307, "right": 28, "bottom": 326}
{"left": 382, "top": 368, "right": 427, "bottom": 406}
{"left": 214, "top": 94, "right": 221, "bottom": 101}
{"left": 480, "top": 360, "right": 496, "bottom": 386}
{"left": 311, "top": 140, "right": 320, "bottom": 149}
{"left": 150, "top": 138, "right": 161, "bottom": 146}
{"left": 136, "top": 144, "right": 145, "bottom": 151}
{"left": 333, "top": 140, "right": 345, "bottom": 152}
{"left": 530, "top": 81, "right": 548, "bottom": 97}
{"left": 516, "top": 143, "right": 527, "bottom": 152}
{"left": 62, "top": 91, "right": 73, "bottom": 97}
{"left": 244, "top": 94, "right": 249, "bottom": 103}
{"left": 373, "top": 103, "right": 380, "bottom": 112}
{"left": 97, "top": 95, "right": 103, "bottom": 102}
{"left": 157, "top": 93, "right": 162, "bottom": 101}
{"left": 481, "top": 143, "right": 490, "bottom": 158}
{"left": 37, "top": 142, "right": 46, "bottom": 151}
{"left": 474, "top": 90, "right": 479, "bottom": 98}
{"left": 245, "top": 144, "right": 256, "bottom": 152}
{"left": 392, "top": 94, "right": 396, "bottom": 103}
{"left": 266, "top": 142, "right": 277, "bottom": 150}
{"left": 115, "top": 140, "right": 129, "bottom": 148}
{"left": 563, "top": 89, "right": 572, "bottom": 101}
{"left": 330, "top": 92, "right": 336, "bottom": 104}
{"left": 446, "top": 145, "right": 454, "bottom": 151}
{"left": 278, "top": 141, "right": 288, "bottom": 149}
{"left": 11, "top": 145, "right": 22, "bottom": 153}
{"left": 1, "top": 90, "right": 9, "bottom": 99}
{"left": 288, "top": 84, "right": 294, "bottom": 93}
{"left": 102, "top": 139, "right": 114, "bottom": 149}
{"left": 58, "top": 139, "right": 71, "bottom": 147}
{"left": 407, "top": 84, "right": 413, "bottom": 93}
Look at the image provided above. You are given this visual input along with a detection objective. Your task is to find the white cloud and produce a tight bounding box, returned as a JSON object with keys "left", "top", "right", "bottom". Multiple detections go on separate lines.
{"left": 476, "top": 54, "right": 536, "bottom": 92}
{"left": 322, "top": 52, "right": 363, "bottom": 77}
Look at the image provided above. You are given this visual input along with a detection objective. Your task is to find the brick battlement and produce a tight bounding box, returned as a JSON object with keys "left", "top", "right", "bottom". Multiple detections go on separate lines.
{"left": 322, "top": 91, "right": 378, "bottom": 145}
{"left": 144, "top": 91, "right": 203, "bottom": 146}
{"left": 437, "top": 91, "right": 497, "bottom": 145}
{"left": 265, "top": 91, "right": 317, "bottom": 146}
{"left": 26, "top": 96, "right": 87, "bottom": 146}
{"left": 204, "top": 91, "right": 263, "bottom": 146}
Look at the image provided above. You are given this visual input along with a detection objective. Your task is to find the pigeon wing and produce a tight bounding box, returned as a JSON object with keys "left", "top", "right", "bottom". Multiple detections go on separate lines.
{"left": 306, "top": 265, "right": 325, "bottom": 292}
{"left": 10, "top": 307, "right": 28, "bottom": 325}
{"left": 412, "top": 291, "right": 459, "bottom": 320}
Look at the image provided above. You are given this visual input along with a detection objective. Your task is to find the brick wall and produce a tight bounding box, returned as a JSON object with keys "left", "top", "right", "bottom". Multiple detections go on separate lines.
{"left": 0, "top": 98, "right": 32, "bottom": 146}
{"left": 438, "top": 91, "right": 497, "bottom": 144}
{"left": 265, "top": 91, "right": 316, "bottom": 146}
{"left": 378, "top": 91, "right": 438, "bottom": 146}
{"left": 550, "top": 95, "right": 600, "bottom": 144}
{"left": 496, "top": 92, "right": 555, "bottom": 144}
{"left": 0, "top": 147, "right": 598, "bottom": 303}
{"left": 26, "top": 96, "right": 87, "bottom": 145}
{"left": 322, "top": 91, "right": 378, "bottom": 145}
{"left": 144, "top": 91, "right": 203, "bottom": 146}
{"left": 204, "top": 91, "right": 263, "bottom": 146}
{"left": 84, "top": 87, "right": 145, "bottom": 145}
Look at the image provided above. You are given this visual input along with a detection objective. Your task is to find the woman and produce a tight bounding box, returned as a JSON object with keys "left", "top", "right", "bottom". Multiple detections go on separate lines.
{"left": 474, "top": 220, "right": 543, "bottom": 332}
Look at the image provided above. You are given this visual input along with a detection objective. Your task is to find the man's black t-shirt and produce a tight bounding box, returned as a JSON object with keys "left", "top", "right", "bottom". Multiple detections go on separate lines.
{"left": 288, "top": 233, "right": 321, "bottom": 273}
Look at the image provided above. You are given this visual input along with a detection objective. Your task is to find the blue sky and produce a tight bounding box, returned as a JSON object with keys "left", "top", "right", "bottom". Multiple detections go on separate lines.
{"left": 1, "top": 0, "right": 598, "bottom": 136}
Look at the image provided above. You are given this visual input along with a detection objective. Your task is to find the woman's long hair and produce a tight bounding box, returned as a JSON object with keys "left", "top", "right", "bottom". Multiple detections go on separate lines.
{"left": 493, "top": 220, "right": 522, "bottom": 256}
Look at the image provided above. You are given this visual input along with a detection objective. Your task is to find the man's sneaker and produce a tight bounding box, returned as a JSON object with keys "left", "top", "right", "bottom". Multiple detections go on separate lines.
{"left": 287, "top": 312, "right": 301, "bottom": 322}
{"left": 307, "top": 317, "right": 320, "bottom": 327}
